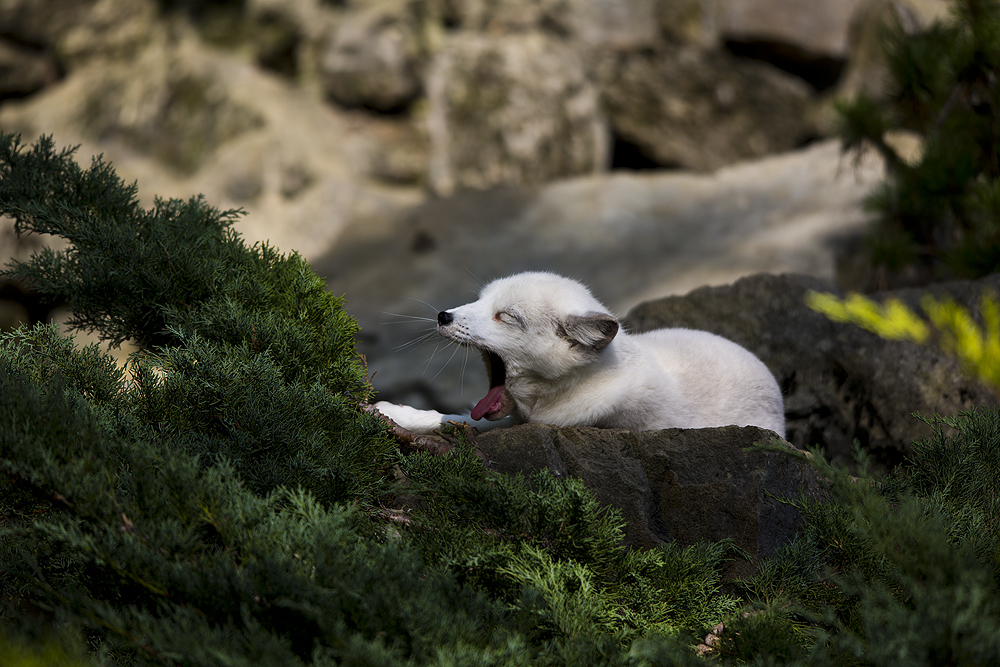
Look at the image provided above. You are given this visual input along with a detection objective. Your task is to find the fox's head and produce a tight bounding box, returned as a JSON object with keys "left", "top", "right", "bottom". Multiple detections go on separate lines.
{"left": 436, "top": 272, "right": 619, "bottom": 420}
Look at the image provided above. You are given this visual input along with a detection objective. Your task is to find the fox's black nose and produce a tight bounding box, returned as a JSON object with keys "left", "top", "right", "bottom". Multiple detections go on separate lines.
{"left": 437, "top": 311, "right": 453, "bottom": 326}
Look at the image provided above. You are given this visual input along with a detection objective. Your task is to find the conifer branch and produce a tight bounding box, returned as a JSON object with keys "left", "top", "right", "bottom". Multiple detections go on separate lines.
{"left": 930, "top": 81, "right": 967, "bottom": 140}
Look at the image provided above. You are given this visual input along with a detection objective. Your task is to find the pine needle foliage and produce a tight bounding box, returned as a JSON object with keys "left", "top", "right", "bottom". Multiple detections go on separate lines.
{"left": 835, "top": 0, "right": 1000, "bottom": 281}
{"left": 0, "top": 350, "right": 500, "bottom": 665}
{"left": 0, "top": 627, "right": 98, "bottom": 667}
{"left": 806, "top": 289, "right": 1000, "bottom": 389}
{"left": 0, "top": 133, "right": 364, "bottom": 393}
{"left": 401, "top": 441, "right": 741, "bottom": 646}
{"left": 738, "top": 409, "right": 1000, "bottom": 665}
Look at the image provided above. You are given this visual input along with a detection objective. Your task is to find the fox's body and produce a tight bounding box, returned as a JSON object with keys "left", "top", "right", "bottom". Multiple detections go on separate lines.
{"left": 376, "top": 272, "right": 785, "bottom": 438}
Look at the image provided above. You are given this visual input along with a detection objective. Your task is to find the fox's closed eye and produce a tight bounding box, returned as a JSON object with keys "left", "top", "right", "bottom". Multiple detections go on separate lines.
{"left": 494, "top": 311, "right": 522, "bottom": 326}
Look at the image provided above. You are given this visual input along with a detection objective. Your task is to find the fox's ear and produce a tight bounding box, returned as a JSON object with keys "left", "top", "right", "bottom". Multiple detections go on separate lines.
{"left": 561, "top": 312, "right": 619, "bottom": 351}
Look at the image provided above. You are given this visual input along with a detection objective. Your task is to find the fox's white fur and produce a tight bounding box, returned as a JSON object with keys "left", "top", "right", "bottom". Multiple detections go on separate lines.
{"left": 376, "top": 272, "right": 785, "bottom": 438}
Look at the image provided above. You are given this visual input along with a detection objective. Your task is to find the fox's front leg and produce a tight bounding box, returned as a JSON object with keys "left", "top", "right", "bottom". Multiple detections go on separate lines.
{"left": 374, "top": 401, "right": 448, "bottom": 434}
{"left": 374, "top": 401, "right": 515, "bottom": 434}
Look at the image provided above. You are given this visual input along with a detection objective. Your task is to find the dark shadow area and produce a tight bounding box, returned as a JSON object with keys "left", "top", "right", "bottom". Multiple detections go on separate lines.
{"left": 0, "top": 35, "right": 61, "bottom": 103}
{"left": 252, "top": 11, "right": 301, "bottom": 79}
{"left": 157, "top": 0, "right": 246, "bottom": 18}
{"left": 0, "top": 280, "right": 64, "bottom": 330}
{"left": 610, "top": 133, "right": 674, "bottom": 171}
{"left": 725, "top": 40, "right": 845, "bottom": 93}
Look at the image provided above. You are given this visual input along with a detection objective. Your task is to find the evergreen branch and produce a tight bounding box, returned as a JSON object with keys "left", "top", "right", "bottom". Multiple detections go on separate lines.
{"left": 929, "top": 80, "right": 968, "bottom": 140}
{"left": 835, "top": 0, "right": 1000, "bottom": 279}
{"left": 833, "top": 96, "right": 905, "bottom": 174}
{"left": 37, "top": 577, "right": 163, "bottom": 662}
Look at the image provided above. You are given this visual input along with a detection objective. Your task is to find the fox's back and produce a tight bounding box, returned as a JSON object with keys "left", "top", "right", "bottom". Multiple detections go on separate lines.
{"left": 630, "top": 328, "right": 785, "bottom": 437}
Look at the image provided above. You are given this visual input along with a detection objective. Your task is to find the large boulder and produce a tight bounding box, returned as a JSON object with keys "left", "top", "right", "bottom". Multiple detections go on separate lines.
{"left": 594, "top": 45, "right": 813, "bottom": 171}
{"left": 718, "top": 0, "right": 947, "bottom": 66}
{"left": 69, "top": 47, "right": 266, "bottom": 175}
{"left": 477, "top": 423, "right": 826, "bottom": 578}
{"left": 440, "top": 0, "right": 573, "bottom": 32}
{"left": 624, "top": 273, "right": 1000, "bottom": 466}
{"left": 563, "top": 0, "right": 660, "bottom": 49}
{"left": 425, "top": 31, "right": 608, "bottom": 195}
{"left": 657, "top": 0, "right": 719, "bottom": 46}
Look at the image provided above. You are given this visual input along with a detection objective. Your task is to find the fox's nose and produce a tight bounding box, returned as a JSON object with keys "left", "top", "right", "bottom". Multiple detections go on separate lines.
{"left": 437, "top": 311, "right": 454, "bottom": 326}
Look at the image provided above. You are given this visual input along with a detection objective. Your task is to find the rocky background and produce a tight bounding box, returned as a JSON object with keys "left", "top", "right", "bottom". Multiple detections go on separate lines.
{"left": 2, "top": 0, "right": 992, "bottom": 474}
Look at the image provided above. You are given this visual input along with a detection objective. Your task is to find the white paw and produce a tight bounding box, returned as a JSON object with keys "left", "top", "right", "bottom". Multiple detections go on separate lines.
{"left": 374, "top": 401, "right": 446, "bottom": 434}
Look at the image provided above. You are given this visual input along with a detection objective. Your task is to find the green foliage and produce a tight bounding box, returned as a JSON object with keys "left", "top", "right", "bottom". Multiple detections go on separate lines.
{"left": 807, "top": 289, "right": 1000, "bottom": 389}
{"left": 0, "top": 134, "right": 363, "bottom": 393}
{"left": 738, "top": 410, "right": 1000, "bottom": 665}
{"left": 402, "top": 441, "right": 741, "bottom": 645}
{"left": 835, "top": 0, "right": 1000, "bottom": 281}
{"left": 0, "top": 347, "right": 500, "bottom": 665}
{"left": 2, "top": 322, "right": 395, "bottom": 506}
{"left": 0, "top": 326, "right": 737, "bottom": 665}
{"left": 797, "top": 280, "right": 1000, "bottom": 663}
{"left": 0, "top": 627, "right": 98, "bottom": 667}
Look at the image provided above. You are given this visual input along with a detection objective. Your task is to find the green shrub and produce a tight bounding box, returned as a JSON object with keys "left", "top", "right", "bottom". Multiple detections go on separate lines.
{"left": 807, "top": 289, "right": 1000, "bottom": 389}
{"left": 739, "top": 411, "right": 1000, "bottom": 666}
{"left": 836, "top": 0, "right": 1000, "bottom": 283}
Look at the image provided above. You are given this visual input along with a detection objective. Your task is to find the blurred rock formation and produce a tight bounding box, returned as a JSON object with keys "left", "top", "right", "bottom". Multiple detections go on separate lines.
{"left": 0, "top": 0, "right": 949, "bottom": 268}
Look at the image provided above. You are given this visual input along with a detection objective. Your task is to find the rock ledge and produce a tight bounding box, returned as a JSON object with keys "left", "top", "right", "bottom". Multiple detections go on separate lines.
{"left": 477, "top": 423, "right": 825, "bottom": 578}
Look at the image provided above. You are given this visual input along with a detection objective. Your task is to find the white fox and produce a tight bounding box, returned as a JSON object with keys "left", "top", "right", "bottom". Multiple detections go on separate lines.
{"left": 376, "top": 272, "right": 785, "bottom": 438}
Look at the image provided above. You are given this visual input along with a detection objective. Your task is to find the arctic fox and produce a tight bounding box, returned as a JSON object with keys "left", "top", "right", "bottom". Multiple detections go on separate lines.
{"left": 375, "top": 272, "right": 785, "bottom": 438}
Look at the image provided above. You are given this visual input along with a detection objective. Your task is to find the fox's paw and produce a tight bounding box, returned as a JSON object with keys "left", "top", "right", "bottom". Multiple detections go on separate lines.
{"left": 374, "top": 401, "right": 446, "bottom": 434}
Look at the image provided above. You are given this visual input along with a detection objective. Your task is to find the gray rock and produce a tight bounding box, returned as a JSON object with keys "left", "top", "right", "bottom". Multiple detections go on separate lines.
{"left": 721, "top": 0, "right": 867, "bottom": 60}
{"left": 594, "top": 45, "right": 813, "bottom": 171}
{"left": 425, "top": 31, "right": 608, "bottom": 195}
{"left": 73, "top": 49, "right": 266, "bottom": 175}
{"left": 0, "top": 0, "right": 157, "bottom": 69}
{"left": 319, "top": 0, "right": 424, "bottom": 112}
{"left": 0, "top": 36, "right": 423, "bottom": 264}
{"left": 441, "top": 0, "right": 575, "bottom": 34}
{"left": 624, "top": 273, "right": 1000, "bottom": 466}
{"left": 657, "top": 0, "right": 718, "bottom": 46}
{"left": 478, "top": 423, "right": 825, "bottom": 579}
{"left": 442, "top": 0, "right": 659, "bottom": 48}
{"left": 242, "top": 3, "right": 305, "bottom": 78}
{"left": 564, "top": 0, "right": 660, "bottom": 49}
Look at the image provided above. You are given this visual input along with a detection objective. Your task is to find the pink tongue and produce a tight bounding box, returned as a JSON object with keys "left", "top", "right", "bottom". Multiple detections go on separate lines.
{"left": 471, "top": 385, "right": 505, "bottom": 420}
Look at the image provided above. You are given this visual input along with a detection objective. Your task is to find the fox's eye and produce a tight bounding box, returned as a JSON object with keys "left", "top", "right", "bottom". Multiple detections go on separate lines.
{"left": 494, "top": 311, "right": 521, "bottom": 326}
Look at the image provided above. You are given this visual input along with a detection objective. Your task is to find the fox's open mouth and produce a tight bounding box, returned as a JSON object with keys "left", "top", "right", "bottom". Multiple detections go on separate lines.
{"left": 471, "top": 349, "right": 511, "bottom": 421}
